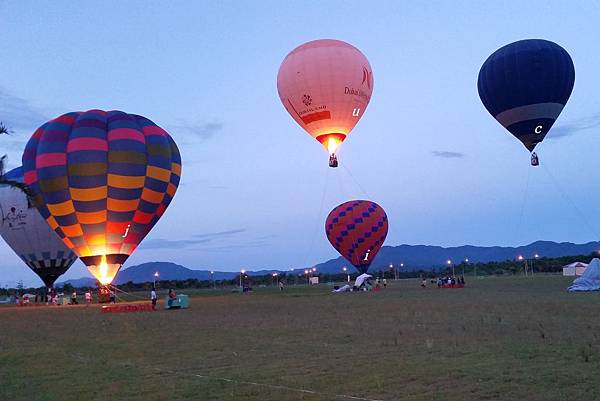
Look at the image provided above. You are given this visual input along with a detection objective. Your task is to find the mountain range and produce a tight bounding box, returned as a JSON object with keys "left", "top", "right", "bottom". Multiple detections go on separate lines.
{"left": 58, "top": 240, "right": 600, "bottom": 287}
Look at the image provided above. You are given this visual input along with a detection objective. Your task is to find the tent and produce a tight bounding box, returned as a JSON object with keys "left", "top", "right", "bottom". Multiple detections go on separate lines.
{"left": 568, "top": 259, "right": 600, "bottom": 292}
{"left": 562, "top": 262, "right": 588, "bottom": 276}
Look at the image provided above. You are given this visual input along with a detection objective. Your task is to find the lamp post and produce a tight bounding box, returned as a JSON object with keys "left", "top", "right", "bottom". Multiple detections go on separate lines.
{"left": 153, "top": 272, "right": 159, "bottom": 288}
{"left": 447, "top": 260, "right": 455, "bottom": 276}
{"left": 240, "top": 269, "right": 246, "bottom": 289}
{"left": 532, "top": 254, "right": 539, "bottom": 276}
{"left": 517, "top": 255, "right": 528, "bottom": 276}
{"left": 272, "top": 272, "right": 278, "bottom": 286}
{"left": 304, "top": 269, "right": 309, "bottom": 285}
{"left": 343, "top": 266, "right": 350, "bottom": 282}
{"left": 210, "top": 271, "right": 215, "bottom": 288}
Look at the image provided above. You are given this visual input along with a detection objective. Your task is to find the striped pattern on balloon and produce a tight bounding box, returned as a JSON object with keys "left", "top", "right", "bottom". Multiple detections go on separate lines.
{"left": 22, "top": 110, "right": 181, "bottom": 285}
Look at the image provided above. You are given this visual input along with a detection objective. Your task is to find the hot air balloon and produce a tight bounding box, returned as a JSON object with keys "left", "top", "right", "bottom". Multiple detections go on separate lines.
{"left": 478, "top": 39, "right": 575, "bottom": 166}
{"left": 22, "top": 110, "right": 181, "bottom": 286}
{"left": 277, "top": 39, "right": 373, "bottom": 167}
{"left": 325, "top": 200, "right": 388, "bottom": 274}
{"left": 0, "top": 166, "right": 77, "bottom": 287}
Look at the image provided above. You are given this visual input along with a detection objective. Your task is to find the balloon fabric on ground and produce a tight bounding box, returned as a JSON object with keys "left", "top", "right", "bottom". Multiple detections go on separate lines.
{"left": 0, "top": 167, "right": 77, "bottom": 287}
{"left": 22, "top": 110, "right": 181, "bottom": 286}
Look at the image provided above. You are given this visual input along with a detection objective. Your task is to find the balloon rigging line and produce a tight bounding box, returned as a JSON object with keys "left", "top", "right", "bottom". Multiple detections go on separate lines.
{"left": 541, "top": 163, "right": 600, "bottom": 239}
{"left": 152, "top": 367, "right": 386, "bottom": 401}
{"left": 514, "top": 165, "right": 532, "bottom": 244}
{"left": 341, "top": 163, "right": 370, "bottom": 199}
{"left": 109, "top": 284, "right": 147, "bottom": 301}
{"left": 303, "top": 165, "right": 331, "bottom": 268}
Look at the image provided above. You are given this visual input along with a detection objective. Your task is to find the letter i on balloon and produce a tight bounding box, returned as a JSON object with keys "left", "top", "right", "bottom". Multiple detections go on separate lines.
{"left": 277, "top": 39, "right": 373, "bottom": 167}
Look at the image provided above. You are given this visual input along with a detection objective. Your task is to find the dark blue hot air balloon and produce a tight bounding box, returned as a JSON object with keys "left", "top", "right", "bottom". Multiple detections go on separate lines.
{"left": 478, "top": 39, "right": 575, "bottom": 165}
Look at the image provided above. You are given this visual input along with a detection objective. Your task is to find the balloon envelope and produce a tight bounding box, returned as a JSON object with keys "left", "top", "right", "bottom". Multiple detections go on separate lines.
{"left": 22, "top": 110, "right": 181, "bottom": 285}
{"left": 277, "top": 39, "right": 373, "bottom": 156}
{"left": 325, "top": 200, "right": 388, "bottom": 274}
{"left": 0, "top": 167, "right": 77, "bottom": 287}
{"left": 478, "top": 39, "right": 575, "bottom": 151}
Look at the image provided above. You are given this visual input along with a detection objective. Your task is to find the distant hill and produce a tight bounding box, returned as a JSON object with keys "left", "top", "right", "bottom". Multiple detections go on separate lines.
{"left": 57, "top": 240, "right": 600, "bottom": 286}
{"left": 315, "top": 240, "right": 600, "bottom": 273}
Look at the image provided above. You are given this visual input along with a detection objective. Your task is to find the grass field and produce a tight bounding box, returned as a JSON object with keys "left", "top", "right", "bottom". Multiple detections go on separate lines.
{"left": 2, "top": 275, "right": 600, "bottom": 401}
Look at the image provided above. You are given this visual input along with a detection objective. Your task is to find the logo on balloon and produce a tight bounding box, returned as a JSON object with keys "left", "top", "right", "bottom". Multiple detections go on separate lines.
{"left": 362, "top": 66, "right": 372, "bottom": 89}
{"left": 2, "top": 206, "right": 27, "bottom": 230}
{"left": 302, "top": 94, "right": 312, "bottom": 106}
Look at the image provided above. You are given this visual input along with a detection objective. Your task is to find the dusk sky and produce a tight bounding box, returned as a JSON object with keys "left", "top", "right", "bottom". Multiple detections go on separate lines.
{"left": 2, "top": 0, "right": 600, "bottom": 286}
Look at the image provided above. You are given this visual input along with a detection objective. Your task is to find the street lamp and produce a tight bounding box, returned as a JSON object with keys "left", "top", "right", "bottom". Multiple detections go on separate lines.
{"left": 272, "top": 272, "right": 278, "bottom": 286}
{"left": 153, "top": 272, "right": 159, "bottom": 288}
{"left": 240, "top": 269, "right": 246, "bottom": 289}
{"left": 447, "top": 259, "right": 455, "bottom": 276}
{"left": 517, "top": 255, "right": 528, "bottom": 276}
{"left": 210, "top": 271, "right": 215, "bottom": 288}
{"left": 343, "top": 266, "right": 350, "bottom": 282}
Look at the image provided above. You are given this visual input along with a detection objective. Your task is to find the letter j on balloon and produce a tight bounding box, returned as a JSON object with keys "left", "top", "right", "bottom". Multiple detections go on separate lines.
{"left": 277, "top": 39, "right": 373, "bottom": 167}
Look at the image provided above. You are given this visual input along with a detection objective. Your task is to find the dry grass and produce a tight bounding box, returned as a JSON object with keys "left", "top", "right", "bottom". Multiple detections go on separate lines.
{"left": 2, "top": 275, "right": 600, "bottom": 401}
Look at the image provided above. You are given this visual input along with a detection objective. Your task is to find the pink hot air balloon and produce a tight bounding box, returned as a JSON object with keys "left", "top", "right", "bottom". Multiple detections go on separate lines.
{"left": 277, "top": 39, "right": 373, "bottom": 167}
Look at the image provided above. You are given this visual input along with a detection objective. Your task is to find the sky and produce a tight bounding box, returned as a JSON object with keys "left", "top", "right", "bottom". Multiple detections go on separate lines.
{"left": 1, "top": 0, "right": 600, "bottom": 286}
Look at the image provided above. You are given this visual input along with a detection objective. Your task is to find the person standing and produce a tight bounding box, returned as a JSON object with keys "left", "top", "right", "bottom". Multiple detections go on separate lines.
{"left": 383, "top": 278, "right": 387, "bottom": 288}
{"left": 151, "top": 287, "right": 157, "bottom": 310}
{"left": 85, "top": 291, "right": 92, "bottom": 306}
{"left": 278, "top": 281, "right": 284, "bottom": 292}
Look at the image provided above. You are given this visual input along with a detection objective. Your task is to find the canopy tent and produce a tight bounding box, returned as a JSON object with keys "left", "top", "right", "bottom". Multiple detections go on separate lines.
{"left": 568, "top": 259, "right": 600, "bottom": 292}
{"left": 562, "top": 261, "right": 588, "bottom": 276}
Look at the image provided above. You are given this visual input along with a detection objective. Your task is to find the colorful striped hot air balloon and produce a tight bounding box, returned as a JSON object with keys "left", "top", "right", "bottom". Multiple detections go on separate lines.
{"left": 325, "top": 200, "right": 388, "bottom": 274}
{"left": 22, "top": 110, "right": 181, "bottom": 285}
{"left": 277, "top": 39, "right": 373, "bottom": 167}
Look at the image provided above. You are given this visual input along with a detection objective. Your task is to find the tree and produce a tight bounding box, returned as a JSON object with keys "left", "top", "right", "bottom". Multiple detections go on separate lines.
{"left": 0, "top": 122, "right": 35, "bottom": 202}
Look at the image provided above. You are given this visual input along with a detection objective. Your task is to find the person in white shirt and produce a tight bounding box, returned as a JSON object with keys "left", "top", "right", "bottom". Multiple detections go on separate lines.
{"left": 151, "top": 288, "right": 157, "bottom": 310}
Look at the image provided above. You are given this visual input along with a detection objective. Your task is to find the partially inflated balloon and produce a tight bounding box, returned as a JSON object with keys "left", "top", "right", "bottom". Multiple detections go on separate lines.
{"left": 22, "top": 110, "right": 181, "bottom": 285}
{"left": 478, "top": 39, "right": 575, "bottom": 152}
{"left": 325, "top": 200, "right": 388, "bottom": 274}
{"left": 0, "top": 167, "right": 77, "bottom": 287}
{"left": 277, "top": 39, "right": 373, "bottom": 162}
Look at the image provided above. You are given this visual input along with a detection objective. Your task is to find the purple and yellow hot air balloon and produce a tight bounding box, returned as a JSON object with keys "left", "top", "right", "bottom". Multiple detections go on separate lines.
{"left": 22, "top": 110, "right": 181, "bottom": 285}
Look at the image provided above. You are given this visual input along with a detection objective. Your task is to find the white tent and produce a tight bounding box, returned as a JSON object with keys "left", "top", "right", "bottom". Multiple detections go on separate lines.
{"left": 562, "top": 261, "right": 588, "bottom": 276}
{"left": 568, "top": 259, "right": 600, "bottom": 292}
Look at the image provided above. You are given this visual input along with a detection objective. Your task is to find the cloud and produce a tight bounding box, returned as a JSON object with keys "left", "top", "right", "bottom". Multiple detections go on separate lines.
{"left": 192, "top": 228, "right": 246, "bottom": 239}
{"left": 432, "top": 151, "right": 465, "bottom": 158}
{"left": 138, "top": 238, "right": 212, "bottom": 250}
{"left": 170, "top": 121, "right": 223, "bottom": 140}
{"left": 0, "top": 89, "right": 49, "bottom": 131}
{"left": 548, "top": 113, "right": 600, "bottom": 139}
{"left": 139, "top": 229, "right": 247, "bottom": 250}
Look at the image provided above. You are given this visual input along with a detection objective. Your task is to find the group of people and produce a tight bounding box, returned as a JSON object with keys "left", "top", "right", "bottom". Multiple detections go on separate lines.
{"left": 435, "top": 275, "right": 466, "bottom": 287}
{"left": 6, "top": 289, "right": 95, "bottom": 306}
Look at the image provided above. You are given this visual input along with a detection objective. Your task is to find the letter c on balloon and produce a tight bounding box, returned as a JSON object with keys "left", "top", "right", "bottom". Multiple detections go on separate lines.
{"left": 535, "top": 125, "right": 542, "bottom": 134}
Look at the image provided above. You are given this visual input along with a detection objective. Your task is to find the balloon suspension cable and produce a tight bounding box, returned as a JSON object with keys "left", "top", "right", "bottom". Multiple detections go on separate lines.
{"left": 513, "top": 164, "right": 532, "bottom": 243}
{"left": 303, "top": 165, "right": 331, "bottom": 269}
{"left": 108, "top": 284, "right": 147, "bottom": 301}
{"left": 341, "top": 163, "right": 370, "bottom": 199}
{"left": 541, "top": 163, "right": 600, "bottom": 239}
